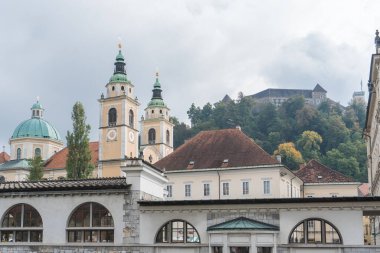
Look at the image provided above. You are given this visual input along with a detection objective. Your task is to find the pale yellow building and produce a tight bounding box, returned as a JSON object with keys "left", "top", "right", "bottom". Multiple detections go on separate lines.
{"left": 98, "top": 45, "right": 140, "bottom": 177}
{"left": 154, "top": 128, "right": 303, "bottom": 200}
{"left": 140, "top": 72, "right": 174, "bottom": 164}
{"left": 295, "top": 160, "right": 361, "bottom": 198}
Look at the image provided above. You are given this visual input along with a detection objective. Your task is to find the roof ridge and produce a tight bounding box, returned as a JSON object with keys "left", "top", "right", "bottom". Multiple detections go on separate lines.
{"left": 0, "top": 177, "right": 126, "bottom": 184}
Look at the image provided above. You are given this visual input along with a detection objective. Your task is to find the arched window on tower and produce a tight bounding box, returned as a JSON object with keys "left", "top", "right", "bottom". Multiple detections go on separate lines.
{"left": 67, "top": 202, "right": 114, "bottom": 243}
{"left": 166, "top": 130, "right": 170, "bottom": 144}
{"left": 148, "top": 129, "right": 156, "bottom": 144}
{"left": 16, "top": 148, "right": 21, "bottom": 160}
{"left": 34, "top": 148, "right": 41, "bottom": 158}
{"left": 129, "top": 110, "right": 134, "bottom": 128}
{"left": 108, "top": 108, "right": 117, "bottom": 127}
{"left": 1, "top": 204, "right": 43, "bottom": 242}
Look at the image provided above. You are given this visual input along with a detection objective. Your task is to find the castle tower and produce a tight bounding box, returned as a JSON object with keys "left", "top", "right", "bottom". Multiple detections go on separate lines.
{"left": 98, "top": 44, "right": 140, "bottom": 177}
{"left": 140, "top": 72, "right": 173, "bottom": 164}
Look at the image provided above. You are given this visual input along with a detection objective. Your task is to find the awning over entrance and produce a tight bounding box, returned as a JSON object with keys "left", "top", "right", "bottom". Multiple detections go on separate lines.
{"left": 207, "top": 217, "right": 279, "bottom": 231}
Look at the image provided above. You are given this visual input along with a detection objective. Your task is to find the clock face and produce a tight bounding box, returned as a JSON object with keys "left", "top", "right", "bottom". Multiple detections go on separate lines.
{"left": 129, "top": 131, "right": 135, "bottom": 142}
{"left": 107, "top": 129, "right": 117, "bottom": 141}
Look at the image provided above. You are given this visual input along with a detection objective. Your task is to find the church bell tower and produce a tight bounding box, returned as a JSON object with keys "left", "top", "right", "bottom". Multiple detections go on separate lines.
{"left": 98, "top": 44, "right": 140, "bottom": 177}
{"left": 140, "top": 72, "right": 173, "bottom": 164}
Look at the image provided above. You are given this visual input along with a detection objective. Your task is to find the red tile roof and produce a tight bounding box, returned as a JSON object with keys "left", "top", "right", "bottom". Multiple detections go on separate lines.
{"left": 44, "top": 142, "right": 99, "bottom": 170}
{"left": 295, "top": 159, "right": 355, "bottom": 183}
{"left": 0, "top": 152, "right": 10, "bottom": 164}
{"left": 154, "top": 128, "right": 279, "bottom": 171}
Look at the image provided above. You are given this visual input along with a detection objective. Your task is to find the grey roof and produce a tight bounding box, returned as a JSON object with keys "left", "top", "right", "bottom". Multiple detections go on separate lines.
{"left": 313, "top": 84, "right": 327, "bottom": 92}
{"left": 0, "top": 159, "right": 30, "bottom": 171}
{"left": 250, "top": 84, "right": 327, "bottom": 100}
{"left": 0, "top": 177, "right": 129, "bottom": 193}
{"left": 222, "top": 94, "right": 233, "bottom": 103}
{"left": 251, "top": 88, "right": 313, "bottom": 99}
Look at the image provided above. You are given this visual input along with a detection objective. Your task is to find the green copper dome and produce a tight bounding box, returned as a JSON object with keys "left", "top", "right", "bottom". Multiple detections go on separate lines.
{"left": 11, "top": 118, "right": 62, "bottom": 141}
{"left": 147, "top": 98, "right": 166, "bottom": 108}
{"left": 109, "top": 73, "right": 129, "bottom": 83}
{"left": 109, "top": 49, "right": 129, "bottom": 83}
{"left": 11, "top": 101, "right": 62, "bottom": 142}
{"left": 147, "top": 72, "right": 167, "bottom": 108}
{"left": 31, "top": 101, "right": 43, "bottom": 110}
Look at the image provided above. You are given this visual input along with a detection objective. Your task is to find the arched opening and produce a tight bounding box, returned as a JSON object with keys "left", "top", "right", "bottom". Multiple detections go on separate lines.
{"left": 34, "top": 148, "right": 41, "bottom": 158}
{"left": 16, "top": 148, "right": 21, "bottom": 160}
{"left": 0, "top": 204, "right": 43, "bottom": 242}
{"left": 155, "top": 220, "right": 200, "bottom": 243}
{"left": 67, "top": 202, "right": 114, "bottom": 243}
{"left": 108, "top": 108, "right": 117, "bottom": 127}
{"left": 166, "top": 130, "right": 170, "bottom": 144}
{"left": 148, "top": 129, "right": 156, "bottom": 144}
{"left": 129, "top": 110, "right": 134, "bottom": 128}
{"left": 289, "top": 218, "right": 342, "bottom": 244}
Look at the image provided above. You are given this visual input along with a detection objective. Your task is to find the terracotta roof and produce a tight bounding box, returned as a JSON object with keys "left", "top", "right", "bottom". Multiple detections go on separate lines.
{"left": 44, "top": 142, "right": 99, "bottom": 170}
{"left": 0, "top": 152, "right": 10, "bottom": 164}
{"left": 154, "top": 128, "right": 279, "bottom": 171}
{"left": 295, "top": 160, "right": 355, "bottom": 183}
{"left": 0, "top": 177, "right": 128, "bottom": 193}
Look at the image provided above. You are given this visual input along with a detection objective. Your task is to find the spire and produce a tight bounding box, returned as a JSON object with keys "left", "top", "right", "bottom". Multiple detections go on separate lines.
{"left": 152, "top": 71, "right": 163, "bottom": 100}
{"left": 114, "top": 42, "right": 126, "bottom": 74}
{"left": 375, "top": 30, "right": 380, "bottom": 54}
{"left": 31, "top": 97, "right": 44, "bottom": 118}
{"left": 147, "top": 71, "right": 166, "bottom": 108}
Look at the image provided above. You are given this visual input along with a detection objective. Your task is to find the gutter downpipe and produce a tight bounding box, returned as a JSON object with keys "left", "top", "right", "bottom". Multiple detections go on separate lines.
{"left": 217, "top": 171, "right": 221, "bottom": 200}
{"left": 363, "top": 131, "right": 373, "bottom": 196}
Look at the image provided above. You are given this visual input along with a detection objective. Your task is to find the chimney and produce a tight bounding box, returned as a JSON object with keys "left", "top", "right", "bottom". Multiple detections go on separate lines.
{"left": 236, "top": 125, "right": 241, "bottom": 131}
{"left": 276, "top": 155, "right": 282, "bottom": 163}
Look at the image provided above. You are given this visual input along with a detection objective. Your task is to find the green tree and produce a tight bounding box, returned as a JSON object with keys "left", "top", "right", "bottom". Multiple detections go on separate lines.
{"left": 296, "top": 131, "right": 323, "bottom": 161}
{"left": 28, "top": 156, "right": 44, "bottom": 181}
{"left": 66, "top": 102, "right": 93, "bottom": 179}
{"left": 274, "top": 142, "right": 304, "bottom": 170}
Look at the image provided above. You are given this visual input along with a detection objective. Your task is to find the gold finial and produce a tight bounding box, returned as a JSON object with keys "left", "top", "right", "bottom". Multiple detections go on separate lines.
{"left": 36, "top": 96, "right": 40, "bottom": 102}
{"left": 155, "top": 67, "right": 159, "bottom": 77}
{"left": 117, "top": 36, "right": 122, "bottom": 49}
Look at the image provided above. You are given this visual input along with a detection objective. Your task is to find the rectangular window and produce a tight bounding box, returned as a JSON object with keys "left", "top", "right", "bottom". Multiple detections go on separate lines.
{"left": 212, "top": 246, "right": 223, "bottom": 253}
{"left": 242, "top": 181, "right": 249, "bottom": 195}
{"left": 185, "top": 184, "right": 191, "bottom": 197}
{"left": 263, "top": 180, "right": 271, "bottom": 194}
{"left": 203, "top": 183, "right": 210, "bottom": 196}
{"left": 230, "top": 247, "right": 249, "bottom": 253}
{"left": 222, "top": 182, "right": 229, "bottom": 196}
{"left": 166, "top": 185, "right": 172, "bottom": 198}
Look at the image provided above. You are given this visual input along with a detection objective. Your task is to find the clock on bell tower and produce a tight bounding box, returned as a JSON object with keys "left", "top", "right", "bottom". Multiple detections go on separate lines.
{"left": 98, "top": 44, "right": 140, "bottom": 177}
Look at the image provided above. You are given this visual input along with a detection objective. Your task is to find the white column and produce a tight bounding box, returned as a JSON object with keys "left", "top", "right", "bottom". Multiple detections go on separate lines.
{"left": 251, "top": 234, "right": 257, "bottom": 253}
{"left": 223, "top": 234, "right": 228, "bottom": 253}
{"left": 273, "top": 233, "right": 277, "bottom": 253}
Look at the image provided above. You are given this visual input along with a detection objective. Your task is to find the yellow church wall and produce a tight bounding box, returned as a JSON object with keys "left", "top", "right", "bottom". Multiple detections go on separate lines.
{"left": 101, "top": 162, "right": 124, "bottom": 177}
{"left": 0, "top": 169, "right": 29, "bottom": 181}
{"left": 10, "top": 138, "right": 64, "bottom": 161}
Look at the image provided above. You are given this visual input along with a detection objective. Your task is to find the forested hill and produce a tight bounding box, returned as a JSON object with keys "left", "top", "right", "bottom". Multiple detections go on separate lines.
{"left": 171, "top": 96, "right": 367, "bottom": 182}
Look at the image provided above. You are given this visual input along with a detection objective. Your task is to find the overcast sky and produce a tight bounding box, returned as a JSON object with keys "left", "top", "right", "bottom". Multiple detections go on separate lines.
{"left": 0, "top": 0, "right": 379, "bottom": 154}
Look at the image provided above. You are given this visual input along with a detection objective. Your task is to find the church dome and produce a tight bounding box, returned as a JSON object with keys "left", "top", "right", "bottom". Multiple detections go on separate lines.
{"left": 11, "top": 100, "right": 62, "bottom": 142}
{"left": 11, "top": 118, "right": 62, "bottom": 141}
